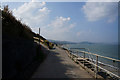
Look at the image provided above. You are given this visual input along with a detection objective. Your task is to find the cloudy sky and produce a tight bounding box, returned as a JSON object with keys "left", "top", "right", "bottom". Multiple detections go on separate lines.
{"left": 2, "top": 0, "right": 118, "bottom": 43}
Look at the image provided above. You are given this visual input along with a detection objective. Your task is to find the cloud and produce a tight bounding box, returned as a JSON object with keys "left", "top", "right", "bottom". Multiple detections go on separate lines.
{"left": 48, "top": 16, "right": 71, "bottom": 29}
{"left": 12, "top": 1, "right": 76, "bottom": 41}
{"left": 82, "top": 2, "right": 118, "bottom": 22}
{"left": 77, "top": 32, "right": 81, "bottom": 36}
{"left": 86, "top": 0, "right": 119, "bottom": 2}
{"left": 76, "top": 29, "right": 94, "bottom": 42}
{"left": 41, "top": 16, "right": 76, "bottom": 41}
{"left": 13, "top": 1, "right": 50, "bottom": 29}
{"left": 1, "top": 0, "right": 119, "bottom": 2}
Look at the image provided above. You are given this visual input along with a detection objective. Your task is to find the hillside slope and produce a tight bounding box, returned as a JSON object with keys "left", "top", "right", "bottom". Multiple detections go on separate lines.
{"left": 2, "top": 6, "right": 51, "bottom": 80}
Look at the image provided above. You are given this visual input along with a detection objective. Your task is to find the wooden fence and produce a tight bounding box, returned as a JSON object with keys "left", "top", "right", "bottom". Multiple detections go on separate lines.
{"left": 66, "top": 47, "right": 120, "bottom": 79}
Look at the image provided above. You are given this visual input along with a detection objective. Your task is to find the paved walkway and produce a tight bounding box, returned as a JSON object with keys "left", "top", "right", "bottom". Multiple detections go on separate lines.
{"left": 31, "top": 45, "right": 93, "bottom": 78}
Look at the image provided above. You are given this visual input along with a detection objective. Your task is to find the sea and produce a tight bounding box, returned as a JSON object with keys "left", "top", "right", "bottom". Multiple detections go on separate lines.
{"left": 62, "top": 43, "right": 120, "bottom": 72}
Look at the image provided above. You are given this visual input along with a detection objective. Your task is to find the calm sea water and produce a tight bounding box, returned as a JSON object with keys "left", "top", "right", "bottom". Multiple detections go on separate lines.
{"left": 63, "top": 43, "right": 118, "bottom": 59}
{"left": 62, "top": 43, "right": 119, "bottom": 68}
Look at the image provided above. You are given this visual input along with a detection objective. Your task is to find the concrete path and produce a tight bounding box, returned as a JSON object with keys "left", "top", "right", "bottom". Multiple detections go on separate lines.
{"left": 31, "top": 45, "right": 93, "bottom": 78}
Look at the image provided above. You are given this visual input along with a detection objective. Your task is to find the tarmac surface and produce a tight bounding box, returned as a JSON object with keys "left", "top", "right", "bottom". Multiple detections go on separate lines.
{"left": 31, "top": 45, "right": 93, "bottom": 78}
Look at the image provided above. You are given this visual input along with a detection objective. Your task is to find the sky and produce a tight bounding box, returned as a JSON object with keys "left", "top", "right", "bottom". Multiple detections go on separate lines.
{"left": 1, "top": 0, "right": 118, "bottom": 43}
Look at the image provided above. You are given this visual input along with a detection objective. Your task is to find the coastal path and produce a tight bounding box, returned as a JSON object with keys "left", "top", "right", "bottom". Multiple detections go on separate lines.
{"left": 31, "top": 45, "right": 93, "bottom": 78}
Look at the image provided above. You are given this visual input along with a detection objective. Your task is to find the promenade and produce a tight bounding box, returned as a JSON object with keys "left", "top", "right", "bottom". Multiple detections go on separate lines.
{"left": 31, "top": 45, "right": 93, "bottom": 78}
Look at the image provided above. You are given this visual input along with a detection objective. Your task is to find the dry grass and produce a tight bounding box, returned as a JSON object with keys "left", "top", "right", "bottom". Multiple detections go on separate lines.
{"left": 2, "top": 5, "right": 34, "bottom": 40}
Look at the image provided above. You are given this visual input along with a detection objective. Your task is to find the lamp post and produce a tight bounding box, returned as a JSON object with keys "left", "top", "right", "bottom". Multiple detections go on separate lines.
{"left": 39, "top": 28, "right": 40, "bottom": 44}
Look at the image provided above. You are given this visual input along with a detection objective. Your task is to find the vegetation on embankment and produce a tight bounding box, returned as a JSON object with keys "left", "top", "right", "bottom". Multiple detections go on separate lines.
{"left": 2, "top": 5, "right": 54, "bottom": 48}
{"left": 2, "top": 5, "right": 35, "bottom": 40}
{"left": 2, "top": 5, "right": 53, "bottom": 80}
{"left": 34, "top": 34, "right": 54, "bottom": 49}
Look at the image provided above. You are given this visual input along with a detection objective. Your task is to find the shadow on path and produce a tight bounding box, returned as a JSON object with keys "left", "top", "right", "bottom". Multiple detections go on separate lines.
{"left": 31, "top": 46, "right": 92, "bottom": 79}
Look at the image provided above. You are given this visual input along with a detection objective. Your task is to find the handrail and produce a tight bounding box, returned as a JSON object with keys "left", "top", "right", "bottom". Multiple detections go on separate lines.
{"left": 70, "top": 48, "right": 86, "bottom": 49}
{"left": 33, "top": 37, "right": 39, "bottom": 40}
{"left": 83, "top": 58, "right": 120, "bottom": 79}
{"left": 81, "top": 51, "right": 120, "bottom": 62}
{"left": 68, "top": 47, "right": 120, "bottom": 79}
{"left": 70, "top": 48, "right": 120, "bottom": 62}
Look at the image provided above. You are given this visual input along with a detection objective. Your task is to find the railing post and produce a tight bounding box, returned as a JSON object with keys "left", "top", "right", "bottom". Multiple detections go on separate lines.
{"left": 84, "top": 52, "right": 85, "bottom": 66}
{"left": 95, "top": 55, "right": 98, "bottom": 78}
{"left": 77, "top": 51, "right": 78, "bottom": 57}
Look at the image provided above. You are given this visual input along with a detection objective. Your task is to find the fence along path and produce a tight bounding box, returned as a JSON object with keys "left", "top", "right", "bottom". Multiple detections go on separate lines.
{"left": 33, "top": 37, "right": 119, "bottom": 79}
{"left": 31, "top": 45, "right": 93, "bottom": 78}
{"left": 69, "top": 48, "right": 120, "bottom": 79}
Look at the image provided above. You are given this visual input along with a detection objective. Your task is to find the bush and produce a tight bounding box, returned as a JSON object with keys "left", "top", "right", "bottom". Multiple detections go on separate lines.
{"left": 44, "top": 40, "right": 54, "bottom": 49}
